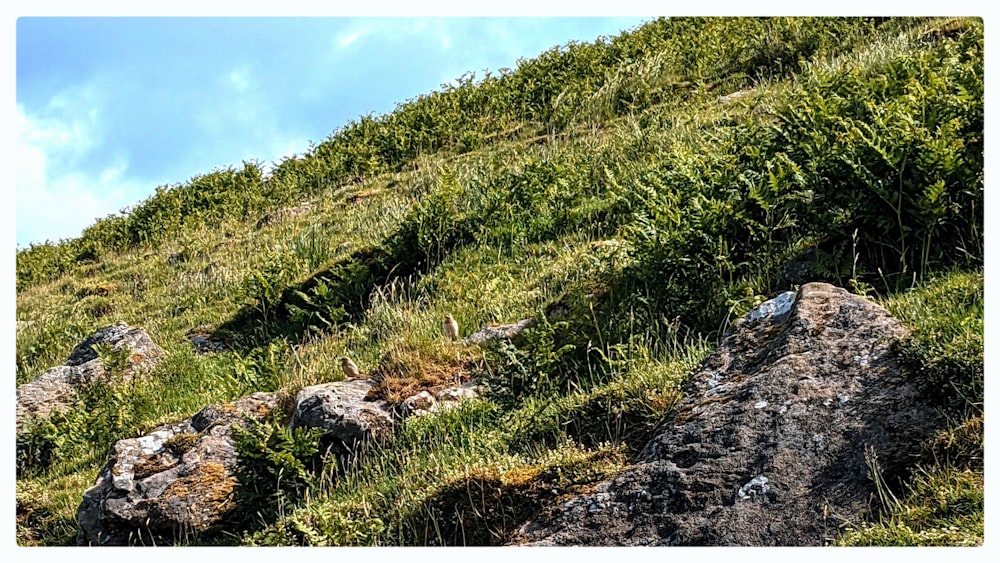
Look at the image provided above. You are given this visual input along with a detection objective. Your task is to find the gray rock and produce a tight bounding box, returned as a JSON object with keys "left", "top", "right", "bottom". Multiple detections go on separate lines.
{"left": 513, "top": 283, "right": 939, "bottom": 546}
{"left": 291, "top": 380, "right": 394, "bottom": 446}
{"left": 403, "top": 383, "right": 481, "bottom": 417}
{"left": 463, "top": 318, "right": 537, "bottom": 346}
{"left": 401, "top": 391, "right": 438, "bottom": 417}
{"left": 76, "top": 392, "right": 280, "bottom": 545}
{"left": 185, "top": 325, "right": 228, "bottom": 354}
{"left": 64, "top": 322, "right": 161, "bottom": 367}
{"left": 292, "top": 377, "right": 480, "bottom": 436}
{"left": 434, "top": 382, "right": 480, "bottom": 406}
{"left": 16, "top": 322, "right": 164, "bottom": 432}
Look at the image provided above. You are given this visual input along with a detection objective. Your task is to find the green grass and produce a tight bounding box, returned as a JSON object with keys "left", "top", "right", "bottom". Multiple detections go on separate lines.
{"left": 836, "top": 467, "right": 983, "bottom": 546}
{"left": 15, "top": 17, "right": 983, "bottom": 546}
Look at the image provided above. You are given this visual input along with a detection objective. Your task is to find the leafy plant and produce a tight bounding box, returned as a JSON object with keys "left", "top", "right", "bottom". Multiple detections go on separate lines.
{"left": 480, "top": 317, "right": 579, "bottom": 407}
{"left": 884, "top": 270, "right": 983, "bottom": 419}
{"left": 231, "top": 417, "right": 328, "bottom": 525}
{"left": 224, "top": 341, "right": 291, "bottom": 396}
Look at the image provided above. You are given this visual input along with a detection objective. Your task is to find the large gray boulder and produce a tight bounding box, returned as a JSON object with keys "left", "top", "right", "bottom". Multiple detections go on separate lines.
{"left": 514, "top": 283, "right": 939, "bottom": 546}
{"left": 291, "top": 379, "right": 394, "bottom": 447}
{"left": 76, "top": 392, "right": 280, "bottom": 546}
{"left": 291, "top": 377, "right": 481, "bottom": 444}
{"left": 16, "top": 322, "right": 164, "bottom": 432}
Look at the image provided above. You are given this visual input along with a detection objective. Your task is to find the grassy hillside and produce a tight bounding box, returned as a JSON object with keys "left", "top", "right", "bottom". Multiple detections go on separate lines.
{"left": 15, "top": 17, "right": 983, "bottom": 546}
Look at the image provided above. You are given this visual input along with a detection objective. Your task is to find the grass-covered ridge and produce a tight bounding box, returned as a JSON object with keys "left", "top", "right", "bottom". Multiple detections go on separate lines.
{"left": 15, "top": 17, "right": 983, "bottom": 546}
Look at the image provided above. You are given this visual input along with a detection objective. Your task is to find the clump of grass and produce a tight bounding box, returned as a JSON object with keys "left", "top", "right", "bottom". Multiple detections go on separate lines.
{"left": 882, "top": 269, "right": 984, "bottom": 420}
{"left": 836, "top": 466, "right": 983, "bottom": 546}
{"left": 366, "top": 343, "right": 472, "bottom": 408}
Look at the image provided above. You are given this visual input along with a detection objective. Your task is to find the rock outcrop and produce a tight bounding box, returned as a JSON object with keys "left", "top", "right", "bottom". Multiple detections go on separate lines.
{"left": 16, "top": 322, "right": 164, "bottom": 432}
{"left": 463, "top": 318, "right": 537, "bottom": 346}
{"left": 77, "top": 392, "right": 280, "bottom": 545}
{"left": 291, "top": 378, "right": 481, "bottom": 439}
{"left": 76, "top": 375, "right": 480, "bottom": 544}
{"left": 513, "top": 283, "right": 939, "bottom": 546}
{"left": 291, "top": 379, "right": 395, "bottom": 448}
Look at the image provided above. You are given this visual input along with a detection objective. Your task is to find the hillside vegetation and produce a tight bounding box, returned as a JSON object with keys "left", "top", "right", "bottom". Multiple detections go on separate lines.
{"left": 15, "top": 17, "right": 983, "bottom": 546}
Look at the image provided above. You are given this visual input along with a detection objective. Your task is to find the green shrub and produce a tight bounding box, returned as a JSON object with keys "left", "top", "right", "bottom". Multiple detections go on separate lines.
{"left": 761, "top": 22, "right": 983, "bottom": 284}
{"left": 837, "top": 467, "right": 983, "bottom": 546}
{"left": 16, "top": 418, "right": 61, "bottom": 475}
{"left": 224, "top": 341, "right": 292, "bottom": 396}
{"left": 231, "top": 417, "right": 328, "bottom": 524}
{"left": 480, "top": 317, "right": 581, "bottom": 407}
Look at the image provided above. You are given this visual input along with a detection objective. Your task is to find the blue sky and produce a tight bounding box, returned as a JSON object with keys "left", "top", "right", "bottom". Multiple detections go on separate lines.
{"left": 14, "top": 14, "right": 653, "bottom": 247}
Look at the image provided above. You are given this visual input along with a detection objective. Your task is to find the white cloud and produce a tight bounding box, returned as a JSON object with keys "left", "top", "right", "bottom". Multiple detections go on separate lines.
{"left": 336, "top": 28, "right": 371, "bottom": 49}
{"left": 15, "top": 106, "right": 135, "bottom": 246}
{"left": 19, "top": 100, "right": 98, "bottom": 164}
{"left": 226, "top": 66, "right": 254, "bottom": 92}
{"left": 332, "top": 19, "right": 453, "bottom": 54}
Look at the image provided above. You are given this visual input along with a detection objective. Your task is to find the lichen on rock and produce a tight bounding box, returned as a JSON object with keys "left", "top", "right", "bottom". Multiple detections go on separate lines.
{"left": 16, "top": 322, "right": 164, "bottom": 433}
{"left": 76, "top": 392, "right": 279, "bottom": 545}
{"left": 513, "top": 283, "right": 940, "bottom": 546}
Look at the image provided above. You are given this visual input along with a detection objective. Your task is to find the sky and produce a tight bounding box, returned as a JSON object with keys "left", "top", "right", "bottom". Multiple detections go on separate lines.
{"left": 13, "top": 12, "right": 653, "bottom": 248}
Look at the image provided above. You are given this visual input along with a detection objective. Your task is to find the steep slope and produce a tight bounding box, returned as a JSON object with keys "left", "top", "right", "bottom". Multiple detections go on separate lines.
{"left": 15, "top": 17, "right": 983, "bottom": 546}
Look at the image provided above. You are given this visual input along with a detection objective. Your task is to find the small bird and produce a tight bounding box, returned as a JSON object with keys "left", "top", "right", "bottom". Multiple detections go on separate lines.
{"left": 340, "top": 357, "right": 361, "bottom": 380}
{"left": 443, "top": 314, "right": 460, "bottom": 341}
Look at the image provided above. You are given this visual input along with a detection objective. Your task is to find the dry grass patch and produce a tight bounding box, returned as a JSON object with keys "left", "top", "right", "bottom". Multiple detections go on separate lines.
{"left": 366, "top": 344, "right": 477, "bottom": 407}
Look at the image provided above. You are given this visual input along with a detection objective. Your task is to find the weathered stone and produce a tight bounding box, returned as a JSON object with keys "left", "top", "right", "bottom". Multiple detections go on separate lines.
{"left": 185, "top": 325, "right": 228, "bottom": 354}
{"left": 513, "top": 283, "right": 939, "bottom": 546}
{"left": 16, "top": 322, "right": 164, "bottom": 432}
{"left": 291, "top": 380, "right": 394, "bottom": 446}
{"left": 401, "top": 391, "right": 438, "bottom": 417}
{"left": 64, "top": 322, "right": 162, "bottom": 367}
{"left": 293, "top": 376, "right": 479, "bottom": 434}
{"left": 433, "top": 382, "right": 480, "bottom": 409}
{"left": 463, "top": 318, "right": 537, "bottom": 346}
{"left": 76, "top": 392, "right": 280, "bottom": 546}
